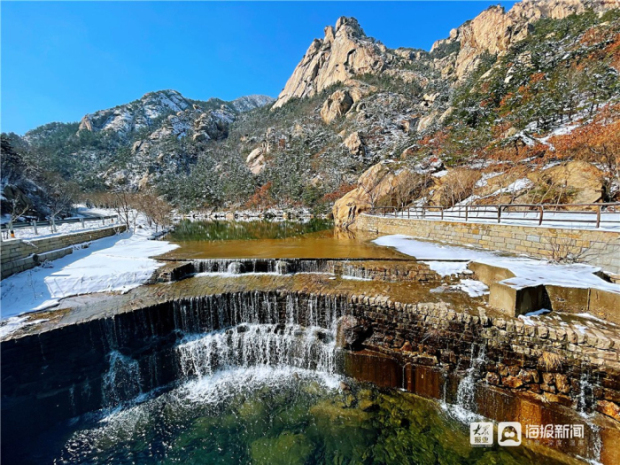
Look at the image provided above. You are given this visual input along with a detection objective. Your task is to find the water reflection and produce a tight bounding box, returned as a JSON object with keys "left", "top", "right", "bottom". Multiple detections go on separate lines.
{"left": 163, "top": 220, "right": 405, "bottom": 260}
{"left": 168, "top": 218, "right": 333, "bottom": 242}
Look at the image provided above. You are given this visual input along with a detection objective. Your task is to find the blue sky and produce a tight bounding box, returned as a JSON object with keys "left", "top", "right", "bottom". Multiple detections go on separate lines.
{"left": 2, "top": 1, "right": 514, "bottom": 135}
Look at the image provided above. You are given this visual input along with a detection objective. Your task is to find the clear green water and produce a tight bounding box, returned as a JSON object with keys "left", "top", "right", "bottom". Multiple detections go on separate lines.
{"left": 45, "top": 368, "right": 563, "bottom": 465}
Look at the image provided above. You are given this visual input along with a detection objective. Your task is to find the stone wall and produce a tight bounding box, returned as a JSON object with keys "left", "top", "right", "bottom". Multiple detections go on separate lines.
{"left": 3, "top": 288, "right": 619, "bottom": 462}
{"left": 356, "top": 214, "right": 620, "bottom": 274}
{"left": 1, "top": 225, "right": 127, "bottom": 279}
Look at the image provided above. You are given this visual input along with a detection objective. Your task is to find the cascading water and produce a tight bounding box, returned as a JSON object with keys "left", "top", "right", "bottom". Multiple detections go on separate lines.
{"left": 578, "top": 370, "right": 603, "bottom": 464}
{"left": 177, "top": 323, "right": 336, "bottom": 378}
{"left": 97, "top": 292, "right": 347, "bottom": 410}
{"left": 101, "top": 350, "right": 143, "bottom": 407}
{"left": 448, "top": 343, "right": 486, "bottom": 422}
{"left": 189, "top": 258, "right": 335, "bottom": 276}
{"left": 174, "top": 292, "right": 346, "bottom": 382}
{"left": 340, "top": 262, "right": 371, "bottom": 280}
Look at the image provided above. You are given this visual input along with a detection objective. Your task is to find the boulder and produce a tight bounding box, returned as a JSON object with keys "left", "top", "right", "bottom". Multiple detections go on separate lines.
{"left": 246, "top": 147, "right": 265, "bottom": 175}
{"left": 320, "top": 90, "right": 354, "bottom": 124}
{"left": 332, "top": 163, "right": 424, "bottom": 228}
{"left": 416, "top": 112, "right": 437, "bottom": 132}
{"left": 138, "top": 174, "right": 151, "bottom": 190}
{"left": 400, "top": 117, "right": 419, "bottom": 133}
{"left": 597, "top": 400, "right": 620, "bottom": 422}
{"left": 343, "top": 132, "right": 365, "bottom": 156}
{"left": 532, "top": 160, "right": 604, "bottom": 204}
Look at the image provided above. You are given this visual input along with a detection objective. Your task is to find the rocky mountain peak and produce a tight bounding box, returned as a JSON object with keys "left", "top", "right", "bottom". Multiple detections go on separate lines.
{"left": 433, "top": 0, "right": 618, "bottom": 80}
{"left": 272, "top": 16, "right": 388, "bottom": 109}
{"left": 78, "top": 89, "right": 193, "bottom": 135}
{"left": 78, "top": 90, "right": 273, "bottom": 137}
{"left": 335, "top": 16, "right": 365, "bottom": 37}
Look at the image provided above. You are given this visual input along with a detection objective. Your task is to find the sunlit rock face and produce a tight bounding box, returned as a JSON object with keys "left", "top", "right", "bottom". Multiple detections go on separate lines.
{"left": 432, "top": 0, "right": 618, "bottom": 81}
{"left": 273, "top": 17, "right": 401, "bottom": 109}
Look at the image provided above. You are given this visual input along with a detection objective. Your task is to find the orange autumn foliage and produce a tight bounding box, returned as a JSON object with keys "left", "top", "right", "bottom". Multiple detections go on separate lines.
{"left": 550, "top": 109, "right": 620, "bottom": 176}
{"left": 245, "top": 182, "right": 274, "bottom": 209}
{"left": 322, "top": 183, "right": 356, "bottom": 203}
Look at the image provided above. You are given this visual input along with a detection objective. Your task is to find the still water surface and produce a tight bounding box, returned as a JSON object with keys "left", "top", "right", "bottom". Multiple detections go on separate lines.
{"left": 162, "top": 219, "right": 406, "bottom": 260}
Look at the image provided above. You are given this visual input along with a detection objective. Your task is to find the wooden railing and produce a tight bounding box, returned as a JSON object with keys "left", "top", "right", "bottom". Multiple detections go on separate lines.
{"left": 368, "top": 203, "right": 620, "bottom": 229}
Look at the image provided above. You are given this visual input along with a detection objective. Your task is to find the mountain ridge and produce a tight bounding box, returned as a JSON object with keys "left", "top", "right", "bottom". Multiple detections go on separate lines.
{"left": 2, "top": 0, "right": 619, "bottom": 221}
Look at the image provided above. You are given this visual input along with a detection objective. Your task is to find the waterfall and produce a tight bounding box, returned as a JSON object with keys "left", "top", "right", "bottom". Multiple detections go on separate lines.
{"left": 578, "top": 371, "right": 603, "bottom": 464}
{"left": 189, "top": 259, "right": 333, "bottom": 276}
{"left": 448, "top": 344, "right": 486, "bottom": 422}
{"left": 102, "top": 350, "right": 142, "bottom": 407}
{"left": 227, "top": 262, "right": 243, "bottom": 274}
{"left": 177, "top": 324, "right": 336, "bottom": 378}
{"left": 96, "top": 292, "right": 347, "bottom": 411}
{"left": 578, "top": 371, "right": 595, "bottom": 415}
{"left": 340, "top": 262, "right": 368, "bottom": 280}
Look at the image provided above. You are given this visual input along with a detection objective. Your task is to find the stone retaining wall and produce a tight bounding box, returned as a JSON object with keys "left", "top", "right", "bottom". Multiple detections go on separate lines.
{"left": 356, "top": 214, "right": 620, "bottom": 274}
{"left": 3, "top": 289, "right": 619, "bottom": 462}
{"left": 1, "top": 225, "right": 127, "bottom": 279}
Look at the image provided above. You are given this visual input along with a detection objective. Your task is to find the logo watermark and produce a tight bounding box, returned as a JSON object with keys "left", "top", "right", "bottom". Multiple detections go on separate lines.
{"left": 498, "top": 422, "right": 521, "bottom": 446}
{"left": 470, "top": 422, "right": 585, "bottom": 447}
{"left": 470, "top": 422, "right": 493, "bottom": 447}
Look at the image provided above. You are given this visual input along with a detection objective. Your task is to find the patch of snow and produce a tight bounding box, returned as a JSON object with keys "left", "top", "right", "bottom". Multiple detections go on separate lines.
{"left": 341, "top": 275, "right": 372, "bottom": 281}
{"left": 573, "top": 324, "right": 588, "bottom": 335}
{"left": 423, "top": 260, "right": 470, "bottom": 277}
{"left": 474, "top": 172, "right": 502, "bottom": 188}
{"left": 456, "top": 195, "right": 481, "bottom": 206}
{"left": 492, "top": 178, "right": 534, "bottom": 195}
{"left": 432, "top": 170, "right": 449, "bottom": 178}
{"left": 0, "top": 316, "right": 31, "bottom": 339}
{"left": 3, "top": 221, "right": 122, "bottom": 241}
{"left": 372, "top": 235, "right": 620, "bottom": 294}
{"left": 518, "top": 308, "right": 551, "bottom": 325}
{"left": 453, "top": 279, "right": 489, "bottom": 297}
{"left": 1, "top": 223, "right": 178, "bottom": 320}
{"left": 575, "top": 313, "right": 617, "bottom": 325}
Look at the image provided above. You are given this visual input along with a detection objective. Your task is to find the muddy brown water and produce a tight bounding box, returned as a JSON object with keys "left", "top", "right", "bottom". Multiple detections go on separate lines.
{"left": 161, "top": 228, "right": 408, "bottom": 260}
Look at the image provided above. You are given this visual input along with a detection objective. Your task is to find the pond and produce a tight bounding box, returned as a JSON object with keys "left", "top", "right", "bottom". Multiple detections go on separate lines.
{"left": 20, "top": 368, "right": 566, "bottom": 465}
{"left": 161, "top": 219, "right": 406, "bottom": 260}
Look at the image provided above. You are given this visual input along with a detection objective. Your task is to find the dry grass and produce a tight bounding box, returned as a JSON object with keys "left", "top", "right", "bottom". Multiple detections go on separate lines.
{"left": 538, "top": 351, "right": 564, "bottom": 372}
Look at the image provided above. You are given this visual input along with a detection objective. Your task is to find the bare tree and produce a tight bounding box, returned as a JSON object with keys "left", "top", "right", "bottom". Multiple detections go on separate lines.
{"left": 438, "top": 169, "right": 479, "bottom": 208}
{"left": 134, "top": 190, "right": 173, "bottom": 232}
{"left": 6, "top": 195, "right": 30, "bottom": 238}
{"left": 108, "top": 189, "right": 138, "bottom": 231}
{"left": 42, "top": 172, "right": 79, "bottom": 232}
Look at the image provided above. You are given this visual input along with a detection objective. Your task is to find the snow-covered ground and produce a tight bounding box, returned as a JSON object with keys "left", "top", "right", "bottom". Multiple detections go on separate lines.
{"left": 373, "top": 235, "right": 620, "bottom": 294}
{"left": 1, "top": 213, "right": 178, "bottom": 335}
{"left": 376, "top": 209, "right": 620, "bottom": 231}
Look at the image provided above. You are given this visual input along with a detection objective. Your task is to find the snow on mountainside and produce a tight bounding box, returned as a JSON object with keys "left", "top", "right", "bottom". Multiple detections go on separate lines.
{"left": 78, "top": 90, "right": 192, "bottom": 134}
{"left": 78, "top": 90, "right": 274, "bottom": 136}
{"left": 7, "top": 90, "right": 275, "bottom": 193}
{"left": 2, "top": 0, "right": 618, "bottom": 216}
{"left": 230, "top": 95, "right": 276, "bottom": 112}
